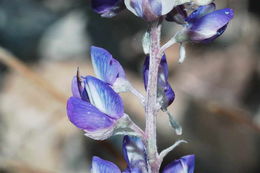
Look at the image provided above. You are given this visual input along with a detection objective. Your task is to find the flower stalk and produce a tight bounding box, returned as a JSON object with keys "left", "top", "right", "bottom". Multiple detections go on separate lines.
{"left": 145, "top": 20, "right": 162, "bottom": 172}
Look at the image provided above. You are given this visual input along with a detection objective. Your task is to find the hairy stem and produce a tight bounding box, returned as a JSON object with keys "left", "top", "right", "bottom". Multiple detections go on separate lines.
{"left": 145, "top": 21, "right": 162, "bottom": 172}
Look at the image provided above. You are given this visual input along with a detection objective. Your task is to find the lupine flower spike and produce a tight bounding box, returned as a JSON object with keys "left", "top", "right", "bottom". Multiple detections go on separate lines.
{"left": 67, "top": 0, "right": 234, "bottom": 172}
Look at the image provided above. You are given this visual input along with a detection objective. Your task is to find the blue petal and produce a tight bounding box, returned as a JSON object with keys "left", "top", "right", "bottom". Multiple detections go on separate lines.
{"left": 123, "top": 136, "right": 148, "bottom": 172}
{"left": 186, "top": 3, "right": 216, "bottom": 23}
{"left": 163, "top": 155, "right": 195, "bottom": 173}
{"left": 92, "top": 156, "right": 121, "bottom": 173}
{"left": 187, "top": 8, "right": 234, "bottom": 42}
{"left": 67, "top": 97, "right": 114, "bottom": 131}
{"left": 91, "top": 0, "right": 125, "bottom": 18}
{"left": 85, "top": 76, "right": 124, "bottom": 119}
{"left": 91, "top": 46, "right": 125, "bottom": 85}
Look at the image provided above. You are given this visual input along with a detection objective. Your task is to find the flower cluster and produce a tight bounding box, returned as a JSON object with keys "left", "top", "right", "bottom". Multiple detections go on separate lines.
{"left": 91, "top": 0, "right": 233, "bottom": 43}
{"left": 66, "top": 0, "right": 234, "bottom": 172}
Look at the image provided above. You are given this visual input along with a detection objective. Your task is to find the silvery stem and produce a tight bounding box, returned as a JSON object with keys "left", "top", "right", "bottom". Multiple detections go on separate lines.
{"left": 145, "top": 20, "right": 162, "bottom": 172}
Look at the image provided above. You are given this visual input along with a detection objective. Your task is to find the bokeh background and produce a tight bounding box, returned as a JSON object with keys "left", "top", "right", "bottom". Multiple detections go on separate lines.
{"left": 0, "top": 0, "right": 259, "bottom": 172}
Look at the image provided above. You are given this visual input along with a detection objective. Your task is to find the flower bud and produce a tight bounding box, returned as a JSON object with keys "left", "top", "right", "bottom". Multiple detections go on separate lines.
{"left": 143, "top": 55, "right": 175, "bottom": 110}
{"left": 176, "top": 4, "right": 234, "bottom": 43}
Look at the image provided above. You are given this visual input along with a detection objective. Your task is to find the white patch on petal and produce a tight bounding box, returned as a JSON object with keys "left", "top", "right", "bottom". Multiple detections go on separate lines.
{"left": 225, "top": 11, "right": 230, "bottom": 15}
{"left": 85, "top": 80, "right": 106, "bottom": 113}
{"left": 192, "top": 0, "right": 214, "bottom": 5}
{"left": 161, "top": 0, "right": 191, "bottom": 15}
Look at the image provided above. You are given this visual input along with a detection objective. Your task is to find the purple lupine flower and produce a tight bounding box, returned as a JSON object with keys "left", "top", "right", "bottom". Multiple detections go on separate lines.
{"left": 67, "top": 76, "right": 124, "bottom": 140}
{"left": 143, "top": 55, "right": 175, "bottom": 110}
{"left": 91, "top": 46, "right": 126, "bottom": 86}
{"left": 92, "top": 136, "right": 194, "bottom": 173}
{"left": 175, "top": 3, "right": 234, "bottom": 43}
{"left": 91, "top": 0, "right": 125, "bottom": 18}
{"left": 163, "top": 155, "right": 195, "bottom": 173}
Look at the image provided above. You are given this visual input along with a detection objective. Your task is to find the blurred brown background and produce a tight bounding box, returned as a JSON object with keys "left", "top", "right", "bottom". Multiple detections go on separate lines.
{"left": 0, "top": 0, "right": 259, "bottom": 172}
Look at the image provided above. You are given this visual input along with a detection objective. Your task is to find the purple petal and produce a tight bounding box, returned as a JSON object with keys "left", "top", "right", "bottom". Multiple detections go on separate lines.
{"left": 92, "top": 156, "right": 121, "bottom": 173}
{"left": 85, "top": 76, "right": 124, "bottom": 119}
{"left": 163, "top": 155, "right": 195, "bottom": 173}
{"left": 67, "top": 97, "right": 115, "bottom": 131}
{"left": 71, "top": 76, "right": 82, "bottom": 99}
{"left": 91, "top": 46, "right": 125, "bottom": 85}
{"left": 123, "top": 136, "right": 148, "bottom": 172}
{"left": 166, "top": 5, "right": 187, "bottom": 24}
{"left": 91, "top": 0, "right": 125, "bottom": 18}
{"left": 187, "top": 8, "right": 234, "bottom": 42}
{"left": 186, "top": 3, "right": 216, "bottom": 23}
